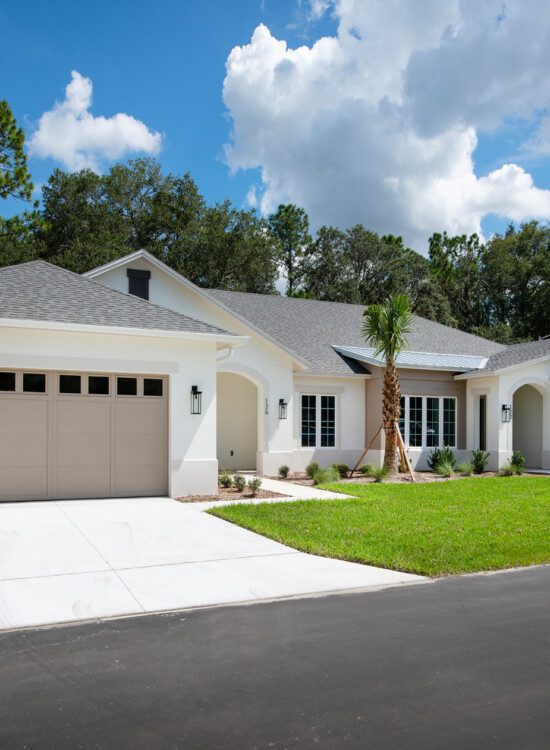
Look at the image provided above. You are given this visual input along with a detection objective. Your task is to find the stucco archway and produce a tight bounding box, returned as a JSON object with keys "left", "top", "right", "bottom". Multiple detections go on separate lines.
{"left": 217, "top": 371, "right": 260, "bottom": 471}
{"left": 512, "top": 384, "right": 543, "bottom": 468}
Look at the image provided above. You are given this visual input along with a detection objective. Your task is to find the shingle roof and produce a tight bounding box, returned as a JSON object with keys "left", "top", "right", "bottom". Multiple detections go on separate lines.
{"left": 207, "top": 289, "right": 506, "bottom": 375}
{"left": 481, "top": 338, "right": 550, "bottom": 372}
{"left": 0, "top": 261, "right": 235, "bottom": 337}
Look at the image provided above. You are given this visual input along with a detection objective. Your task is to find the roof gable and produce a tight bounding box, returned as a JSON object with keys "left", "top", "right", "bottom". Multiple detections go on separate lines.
{"left": 0, "top": 260, "right": 239, "bottom": 340}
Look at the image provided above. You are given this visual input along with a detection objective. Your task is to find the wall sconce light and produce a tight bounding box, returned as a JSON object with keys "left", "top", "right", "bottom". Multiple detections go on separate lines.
{"left": 278, "top": 398, "right": 288, "bottom": 419}
{"left": 501, "top": 404, "right": 512, "bottom": 423}
{"left": 190, "top": 385, "right": 202, "bottom": 415}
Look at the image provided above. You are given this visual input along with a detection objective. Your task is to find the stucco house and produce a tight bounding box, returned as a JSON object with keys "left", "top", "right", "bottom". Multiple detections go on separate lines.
{"left": 0, "top": 251, "right": 548, "bottom": 501}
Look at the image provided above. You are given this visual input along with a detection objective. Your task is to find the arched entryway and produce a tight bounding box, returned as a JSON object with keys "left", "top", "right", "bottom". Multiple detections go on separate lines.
{"left": 217, "top": 372, "right": 259, "bottom": 471}
{"left": 513, "top": 384, "right": 543, "bottom": 468}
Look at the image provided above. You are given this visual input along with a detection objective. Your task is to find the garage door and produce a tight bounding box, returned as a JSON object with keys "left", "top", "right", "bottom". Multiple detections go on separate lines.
{"left": 0, "top": 370, "right": 168, "bottom": 501}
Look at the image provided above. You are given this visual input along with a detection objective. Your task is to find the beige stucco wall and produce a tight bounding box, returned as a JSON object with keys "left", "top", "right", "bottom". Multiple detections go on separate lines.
{"left": 513, "top": 385, "right": 543, "bottom": 468}
{"left": 217, "top": 372, "right": 258, "bottom": 471}
{"left": 364, "top": 366, "right": 467, "bottom": 468}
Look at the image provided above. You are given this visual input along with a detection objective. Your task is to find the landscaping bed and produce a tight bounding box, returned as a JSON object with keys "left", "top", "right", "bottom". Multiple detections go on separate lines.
{"left": 177, "top": 487, "right": 285, "bottom": 503}
{"left": 210, "top": 476, "right": 550, "bottom": 575}
{"left": 270, "top": 470, "right": 501, "bottom": 485}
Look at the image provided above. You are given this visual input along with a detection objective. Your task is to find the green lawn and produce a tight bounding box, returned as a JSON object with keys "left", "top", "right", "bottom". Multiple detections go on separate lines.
{"left": 209, "top": 477, "right": 550, "bottom": 576}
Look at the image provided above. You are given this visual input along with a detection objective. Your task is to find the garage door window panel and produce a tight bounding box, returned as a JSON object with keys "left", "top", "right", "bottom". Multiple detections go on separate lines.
{"left": 144, "top": 378, "right": 163, "bottom": 397}
{"left": 88, "top": 376, "right": 110, "bottom": 395}
{"left": 23, "top": 373, "right": 46, "bottom": 393}
{"left": 59, "top": 374, "right": 81, "bottom": 394}
{"left": 0, "top": 372, "right": 16, "bottom": 391}
{"left": 117, "top": 377, "right": 138, "bottom": 396}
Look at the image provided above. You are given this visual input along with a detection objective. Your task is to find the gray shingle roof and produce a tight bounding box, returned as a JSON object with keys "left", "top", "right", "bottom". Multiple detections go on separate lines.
{"left": 208, "top": 289, "right": 506, "bottom": 375}
{"left": 482, "top": 338, "right": 550, "bottom": 372}
{"left": 0, "top": 261, "right": 235, "bottom": 337}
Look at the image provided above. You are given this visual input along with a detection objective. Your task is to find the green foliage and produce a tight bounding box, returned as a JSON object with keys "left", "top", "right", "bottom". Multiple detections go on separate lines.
{"left": 268, "top": 204, "right": 311, "bottom": 295}
{"left": 471, "top": 450, "right": 490, "bottom": 474}
{"left": 306, "top": 462, "right": 320, "bottom": 480}
{"left": 369, "top": 465, "right": 390, "bottom": 483}
{"left": 247, "top": 477, "right": 262, "bottom": 496}
{"left": 359, "top": 464, "right": 374, "bottom": 475}
{"left": 219, "top": 472, "right": 232, "bottom": 488}
{"left": 233, "top": 474, "right": 246, "bottom": 492}
{"left": 331, "top": 463, "right": 350, "bottom": 478}
{"left": 427, "top": 446, "right": 457, "bottom": 472}
{"left": 509, "top": 450, "right": 526, "bottom": 475}
{"left": 0, "top": 100, "right": 34, "bottom": 202}
{"left": 312, "top": 466, "right": 340, "bottom": 485}
{"left": 278, "top": 465, "right": 290, "bottom": 479}
{"left": 362, "top": 294, "right": 413, "bottom": 362}
{"left": 435, "top": 459, "right": 455, "bottom": 478}
{"left": 500, "top": 465, "right": 516, "bottom": 477}
{"left": 457, "top": 461, "right": 473, "bottom": 477}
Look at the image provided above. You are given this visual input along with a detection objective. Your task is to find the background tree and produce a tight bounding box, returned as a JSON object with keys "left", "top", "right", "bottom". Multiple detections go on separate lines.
{"left": 0, "top": 100, "right": 34, "bottom": 202}
{"left": 268, "top": 204, "right": 311, "bottom": 295}
{"left": 362, "top": 294, "right": 412, "bottom": 473}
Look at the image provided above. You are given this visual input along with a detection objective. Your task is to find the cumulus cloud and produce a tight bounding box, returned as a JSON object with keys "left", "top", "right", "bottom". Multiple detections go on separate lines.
{"left": 29, "top": 71, "right": 162, "bottom": 171}
{"left": 223, "top": 1, "right": 550, "bottom": 250}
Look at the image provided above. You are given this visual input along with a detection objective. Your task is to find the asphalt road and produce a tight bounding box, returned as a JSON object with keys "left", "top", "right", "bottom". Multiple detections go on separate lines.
{"left": 1, "top": 567, "right": 549, "bottom": 749}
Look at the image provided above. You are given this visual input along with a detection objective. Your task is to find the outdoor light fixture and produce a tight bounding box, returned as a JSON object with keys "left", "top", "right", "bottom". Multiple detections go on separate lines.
{"left": 190, "top": 385, "right": 202, "bottom": 415}
{"left": 501, "top": 404, "right": 512, "bottom": 423}
{"left": 278, "top": 398, "right": 288, "bottom": 419}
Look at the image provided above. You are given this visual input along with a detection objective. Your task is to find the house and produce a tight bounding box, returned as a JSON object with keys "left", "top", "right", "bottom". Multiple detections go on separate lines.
{"left": 0, "top": 252, "right": 548, "bottom": 501}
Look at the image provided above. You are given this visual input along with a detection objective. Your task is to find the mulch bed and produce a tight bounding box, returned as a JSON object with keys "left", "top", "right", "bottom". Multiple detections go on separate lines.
{"left": 269, "top": 471, "right": 502, "bottom": 485}
{"left": 177, "top": 487, "right": 286, "bottom": 503}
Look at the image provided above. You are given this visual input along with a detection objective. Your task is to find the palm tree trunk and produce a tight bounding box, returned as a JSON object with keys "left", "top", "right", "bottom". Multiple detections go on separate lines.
{"left": 382, "top": 357, "right": 400, "bottom": 473}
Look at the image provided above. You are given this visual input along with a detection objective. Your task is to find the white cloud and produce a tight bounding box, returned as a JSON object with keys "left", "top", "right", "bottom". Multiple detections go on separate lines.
{"left": 223, "top": 1, "right": 550, "bottom": 250}
{"left": 29, "top": 71, "right": 162, "bottom": 171}
{"left": 522, "top": 116, "right": 550, "bottom": 156}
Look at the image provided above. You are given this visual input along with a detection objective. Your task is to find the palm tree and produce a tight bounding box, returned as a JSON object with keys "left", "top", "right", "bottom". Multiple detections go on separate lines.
{"left": 362, "top": 294, "right": 412, "bottom": 472}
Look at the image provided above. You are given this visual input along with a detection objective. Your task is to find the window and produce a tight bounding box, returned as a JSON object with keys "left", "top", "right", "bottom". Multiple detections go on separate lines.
{"left": 301, "top": 395, "right": 316, "bottom": 447}
{"left": 409, "top": 396, "right": 423, "bottom": 447}
{"left": 426, "top": 397, "right": 439, "bottom": 447}
{"left": 89, "top": 376, "right": 109, "bottom": 395}
{"left": 320, "top": 395, "right": 336, "bottom": 447}
{"left": 479, "top": 395, "right": 486, "bottom": 451}
{"left": 398, "top": 396, "right": 405, "bottom": 440}
{"left": 23, "top": 373, "right": 46, "bottom": 393}
{"left": 301, "top": 394, "right": 336, "bottom": 448}
{"left": 59, "top": 374, "right": 81, "bottom": 394}
{"left": 127, "top": 269, "right": 151, "bottom": 300}
{"left": 144, "top": 378, "right": 163, "bottom": 397}
{"left": 0, "top": 372, "right": 15, "bottom": 391}
{"left": 443, "top": 398, "right": 456, "bottom": 447}
{"left": 117, "top": 377, "right": 137, "bottom": 396}
{"left": 400, "top": 395, "right": 457, "bottom": 449}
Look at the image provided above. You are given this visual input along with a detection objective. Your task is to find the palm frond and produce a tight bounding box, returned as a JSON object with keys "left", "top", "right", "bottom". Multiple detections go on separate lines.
{"left": 362, "top": 294, "right": 412, "bottom": 361}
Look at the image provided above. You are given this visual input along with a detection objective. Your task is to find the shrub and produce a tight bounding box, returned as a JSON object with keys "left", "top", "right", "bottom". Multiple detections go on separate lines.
{"left": 312, "top": 466, "right": 340, "bottom": 485}
{"left": 457, "top": 461, "right": 473, "bottom": 477}
{"left": 278, "top": 465, "right": 290, "bottom": 479}
{"left": 510, "top": 450, "right": 526, "bottom": 475}
{"left": 500, "top": 464, "right": 516, "bottom": 477}
{"left": 427, "top": 446, "right": 456, "bottom": 472}
{"left": 306, "top": 462, "right": 320, "bottom": 480}
{"left": 233, "top": 474, "right": 246, "bottom": 492}
{"left": 359, "top": 464, "right": 374, "bottom": 475}
{"left": 247, "top": 477, "right": 262, "bottom": 496}
{"left": 219, "top": 471, "right": 232, "bottom": 488}
{"left": 471, "top": 449, "right": 490, "bottom": 474}
{"left": 331, "top": 463, "right": 350, "bottom": 479}
{"left": 370, "top": 465, "right": 390, "bottom": 483}
{"left": 435, "top": 459, "right": 455, "bottom": 478}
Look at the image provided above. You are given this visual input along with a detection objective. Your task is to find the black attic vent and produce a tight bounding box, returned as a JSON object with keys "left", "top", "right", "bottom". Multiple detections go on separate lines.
{"left": 127, "top": 268, "right": 151, "bottom": 300}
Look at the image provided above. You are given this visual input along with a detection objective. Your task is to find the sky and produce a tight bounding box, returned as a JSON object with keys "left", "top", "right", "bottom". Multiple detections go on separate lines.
{"left": 2, "top": 0, "right": 550, "bottom": 253}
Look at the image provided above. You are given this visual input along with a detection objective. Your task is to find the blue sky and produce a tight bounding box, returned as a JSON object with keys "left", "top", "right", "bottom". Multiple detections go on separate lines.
{"left": 2, "top": 1, "right": 550, "bottom": 250}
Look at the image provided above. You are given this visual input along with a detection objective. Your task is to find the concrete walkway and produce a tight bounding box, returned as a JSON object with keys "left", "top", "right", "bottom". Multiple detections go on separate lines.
{"left": 0, "top": 494, "right": 423, "bottom": 630}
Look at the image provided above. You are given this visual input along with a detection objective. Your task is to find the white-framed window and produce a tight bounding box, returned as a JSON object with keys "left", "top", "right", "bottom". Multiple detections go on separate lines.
{"left": 399, "top": 395, "right": 457, "bottom": 448}
{"left": 301, "top": 394, "right": 336, "bottom": 448}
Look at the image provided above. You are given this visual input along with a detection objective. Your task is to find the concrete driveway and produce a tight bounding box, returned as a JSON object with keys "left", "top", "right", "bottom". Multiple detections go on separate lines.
{"left": 0, "top": 497, "right": 423, "bottom": 630}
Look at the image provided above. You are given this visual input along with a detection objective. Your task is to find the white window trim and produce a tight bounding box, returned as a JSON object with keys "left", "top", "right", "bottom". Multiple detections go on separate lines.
{"left": 299, "top": 393, "right": 338, "bottom": 449}
{"left": 400, "top": 395, "right": 457, "bottom": 449}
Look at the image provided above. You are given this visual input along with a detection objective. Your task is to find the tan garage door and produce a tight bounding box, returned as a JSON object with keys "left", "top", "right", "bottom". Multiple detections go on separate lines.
{"left": 0, "top": 370, "right": 168, "bottom": 501}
